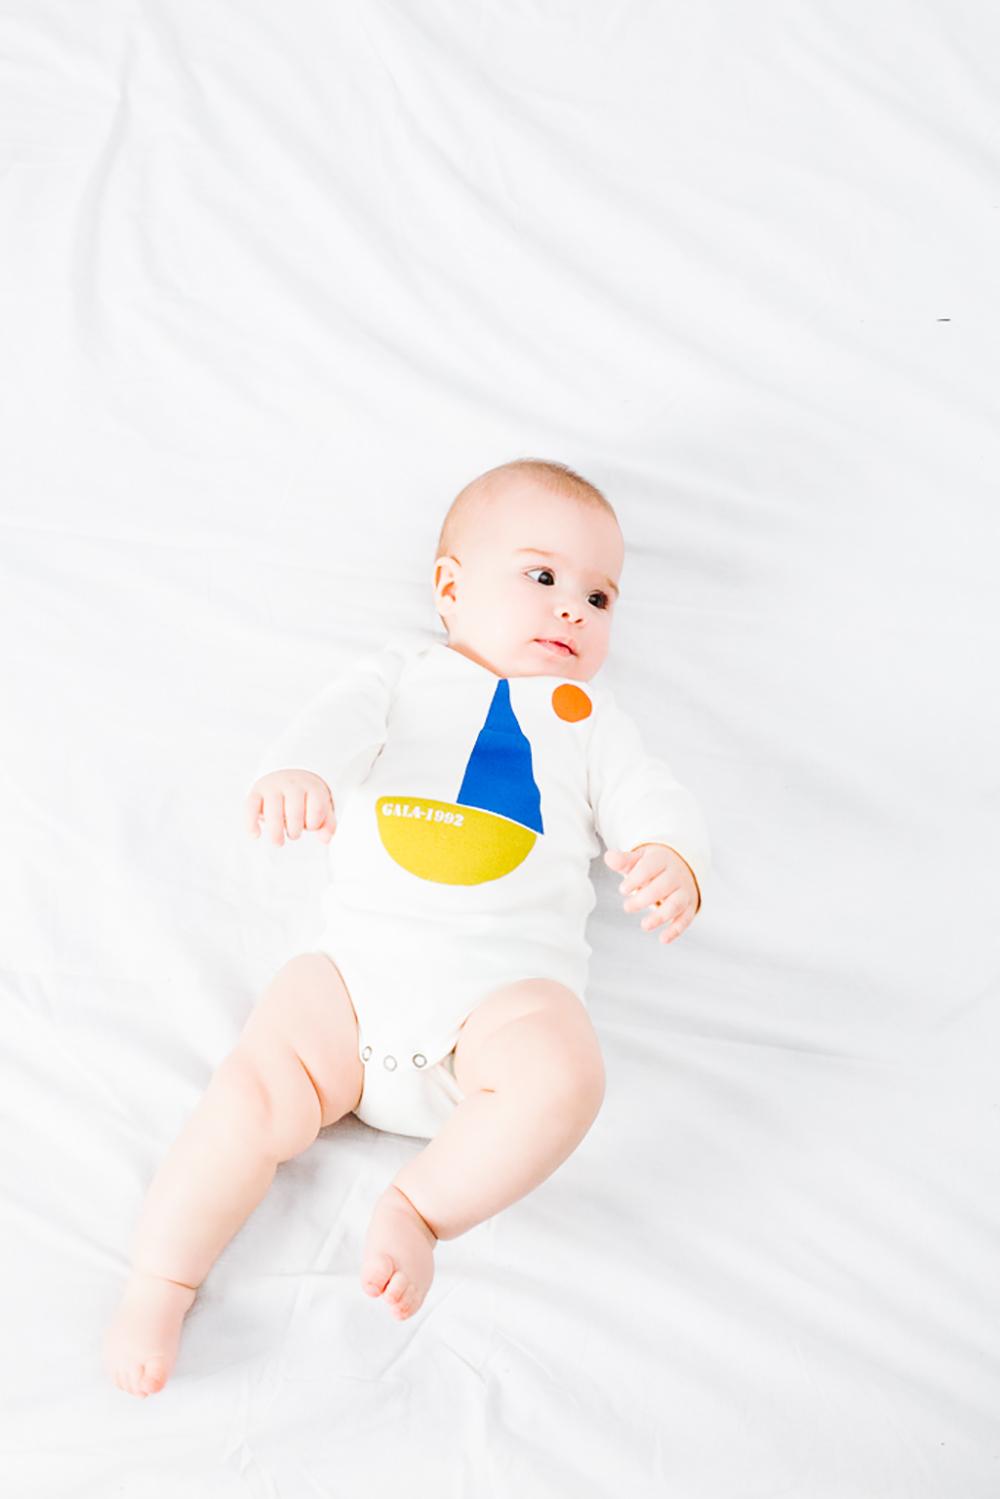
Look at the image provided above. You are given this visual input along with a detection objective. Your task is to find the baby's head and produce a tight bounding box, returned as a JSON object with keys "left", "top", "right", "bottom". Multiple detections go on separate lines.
{"left": 432, "top": 459, "right": 623, "bottom": 683}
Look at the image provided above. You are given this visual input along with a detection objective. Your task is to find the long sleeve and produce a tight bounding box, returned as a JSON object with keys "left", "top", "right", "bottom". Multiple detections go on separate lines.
{"left": 251, "top": 641, "right": 409, "bottom": 812}
{"left": 587, "top": 689, "right": 711, "bottom": 912}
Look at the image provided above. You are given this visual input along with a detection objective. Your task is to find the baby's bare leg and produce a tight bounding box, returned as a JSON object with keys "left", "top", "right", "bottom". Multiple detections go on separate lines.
{"left": 104, "top": 953, "right": 363, "bottom": 1398}
{"left": 361, "top": 980, "right": 606, "bottom": 1320}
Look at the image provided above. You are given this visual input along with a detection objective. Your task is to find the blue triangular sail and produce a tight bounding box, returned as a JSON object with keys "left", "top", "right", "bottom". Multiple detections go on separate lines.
{"left": 456, "top": 679, "right": 544, "bottom": 834}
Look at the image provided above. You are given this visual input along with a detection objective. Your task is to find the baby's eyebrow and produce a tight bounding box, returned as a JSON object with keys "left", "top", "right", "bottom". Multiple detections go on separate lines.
{"left": 514, "top": 547, "right": 620, "bottom": 599}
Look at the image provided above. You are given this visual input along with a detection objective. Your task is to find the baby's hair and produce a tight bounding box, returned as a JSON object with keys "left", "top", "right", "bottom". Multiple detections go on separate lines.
{"left": 435, "top": 458, "right": 617, "bottom": 565}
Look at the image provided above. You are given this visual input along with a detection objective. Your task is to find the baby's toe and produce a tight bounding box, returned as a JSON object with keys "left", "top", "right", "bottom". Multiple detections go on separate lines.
{"left": 394, "top": 1288, "right": 421, "bottom": 1320}
{"left": 361, "top": 1252, "right": 395, "bottom": 1297}
{"left": 139, "top": 1359, "right": 168, "bottom": 1395}
{"left": 384, "top": 1270, "right": 409, "bottom": 1305}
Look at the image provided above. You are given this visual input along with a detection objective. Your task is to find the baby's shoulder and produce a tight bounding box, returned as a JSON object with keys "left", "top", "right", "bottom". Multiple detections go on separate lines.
{"left": 351, "top": 630, "right": 435, "bottom": 681}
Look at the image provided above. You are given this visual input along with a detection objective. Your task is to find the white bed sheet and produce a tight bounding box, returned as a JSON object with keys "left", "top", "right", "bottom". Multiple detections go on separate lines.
{"left": 2, "top": 2, "right": 998, "bottom": 1495}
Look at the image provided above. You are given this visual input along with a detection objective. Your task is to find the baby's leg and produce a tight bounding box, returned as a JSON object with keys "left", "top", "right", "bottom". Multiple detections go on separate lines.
{"left": 104, "top": 952, "right": 363, "bottom": 1398}
{"left": 361, "top": 979, "right": 606, "bottom": 1320}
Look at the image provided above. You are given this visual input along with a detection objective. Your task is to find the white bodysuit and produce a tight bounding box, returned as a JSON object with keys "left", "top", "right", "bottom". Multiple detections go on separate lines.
{"left": 254, "top": 633, "right": 711, "bottom": 1140}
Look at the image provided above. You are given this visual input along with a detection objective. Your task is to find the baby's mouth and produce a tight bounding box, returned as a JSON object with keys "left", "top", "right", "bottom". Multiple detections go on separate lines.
{"left": 534, "top": 638, "right": 575, "bottom": 657}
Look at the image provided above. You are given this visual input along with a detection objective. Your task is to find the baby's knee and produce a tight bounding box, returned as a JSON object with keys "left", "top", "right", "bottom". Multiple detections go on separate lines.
{"left": 210, "top": 1044, "right": 322, "bottom": 1162}
{"left": 499, "top": 1009, "right": 606, "bottom": 1116}
{"left": 548, "top": 1042, "right": 606, "bottom": 1122}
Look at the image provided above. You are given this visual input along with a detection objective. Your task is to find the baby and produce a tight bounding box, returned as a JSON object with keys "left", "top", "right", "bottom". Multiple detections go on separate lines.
{"left": 104, "top": 457, "right": 711, "bottom": 1398}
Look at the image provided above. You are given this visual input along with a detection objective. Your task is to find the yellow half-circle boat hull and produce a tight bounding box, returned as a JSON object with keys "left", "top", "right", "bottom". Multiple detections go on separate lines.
{"left": 376, "top": 796, "right": 537, "bottom": 885}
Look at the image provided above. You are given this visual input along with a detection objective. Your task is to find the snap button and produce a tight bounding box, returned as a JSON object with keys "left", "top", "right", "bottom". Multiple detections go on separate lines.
{"left": 412, "top": 1053, "right": 427, "bottom": 1068}
{"left": 383, "top": 1054, "right": 397, "bottom": 1071}
{"left": 361, "top": 1045, "right": 372, "bottom": 1062}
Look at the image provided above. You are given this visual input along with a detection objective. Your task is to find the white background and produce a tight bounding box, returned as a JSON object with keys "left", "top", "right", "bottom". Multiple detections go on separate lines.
{"left": 2, "top": 2, "right": 998, "bottom": 1494}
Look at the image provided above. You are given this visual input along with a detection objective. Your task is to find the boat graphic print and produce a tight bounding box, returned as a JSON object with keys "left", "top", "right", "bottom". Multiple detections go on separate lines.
{"left": 376, "top": 676, "right": 592, "bottom": 886}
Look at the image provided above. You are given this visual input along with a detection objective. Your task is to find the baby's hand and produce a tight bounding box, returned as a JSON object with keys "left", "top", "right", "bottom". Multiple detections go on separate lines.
{"left": 245, "top": 769, "right": 336, "bottom": 847}
{"left": 603, "top": 843, "right": 700, "bottom": 946}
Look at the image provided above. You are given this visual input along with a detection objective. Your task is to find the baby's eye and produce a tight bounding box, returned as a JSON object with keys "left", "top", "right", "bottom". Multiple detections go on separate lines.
{"left": 526, "top": 568, "right": 610, "bottom": 610}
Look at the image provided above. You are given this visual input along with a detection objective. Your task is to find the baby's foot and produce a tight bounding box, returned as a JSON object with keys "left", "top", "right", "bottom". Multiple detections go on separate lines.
{"left": 360, "top": 1185, "right": 437, "bottom": 1321}
{"left": 103, "top": 1271, "right": 197, "bottom": 1398}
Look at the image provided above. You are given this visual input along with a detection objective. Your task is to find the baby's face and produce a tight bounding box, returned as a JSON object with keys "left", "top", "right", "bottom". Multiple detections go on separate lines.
{"left": 433, "top": 480, "right": 624, "bottom": 682}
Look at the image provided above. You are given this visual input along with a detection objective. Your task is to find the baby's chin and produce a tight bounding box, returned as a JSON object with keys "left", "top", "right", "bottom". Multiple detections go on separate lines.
{"left": 445, "top": 635, "right": 597, "bottom": 680}
{"left": 513, "top": 640, "right": 592, "bottom": 679}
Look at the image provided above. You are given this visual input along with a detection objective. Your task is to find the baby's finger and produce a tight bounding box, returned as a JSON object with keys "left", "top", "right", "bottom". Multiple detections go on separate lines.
{"left": 285, "top": 791, "right": 307, "bottom": 841}
{"left": 262, "top": 791, "right": 285, "bottom": 846}
{"left": 305, "top": 787, "right": 335, "bottom": 839}
{"left": 304, "top": 787, "right": 326, "bottom": 831}
{"left": 245, "top": 791, "right": 263, "bottom": 838}
{"left": 621, "top": 870, "right": 676, "bottom": 909}
{"left": 659, "top": 907, "right": 694, "bottom": 944}
{"left": 307, "top": 787, "right": 337, "bottom": 843}
{"left": 640, "top": 892, "right": 684, "bottom": 934}
{"left": 617, "top": 850, "right": 656, "bottom": 894}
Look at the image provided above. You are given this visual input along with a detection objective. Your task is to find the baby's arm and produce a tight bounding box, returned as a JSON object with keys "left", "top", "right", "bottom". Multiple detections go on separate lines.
{"left": 587, "top": 687, "right": 711, "bottom": 919}
{"left": 247, "top": 642, "right": 407, "bottom": 842}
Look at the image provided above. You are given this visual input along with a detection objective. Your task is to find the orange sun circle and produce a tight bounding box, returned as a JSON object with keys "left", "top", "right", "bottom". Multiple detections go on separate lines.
{"left": 551, "top": 684, "right": 592, "bottom": 722}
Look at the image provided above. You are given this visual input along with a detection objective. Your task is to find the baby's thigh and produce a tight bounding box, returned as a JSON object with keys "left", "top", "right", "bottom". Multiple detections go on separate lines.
{"left": 453, "top": 977, "right": 604, "bottom": 1100}
{"left": 237, "top": 952, "right": 364, "bottom": 1128}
